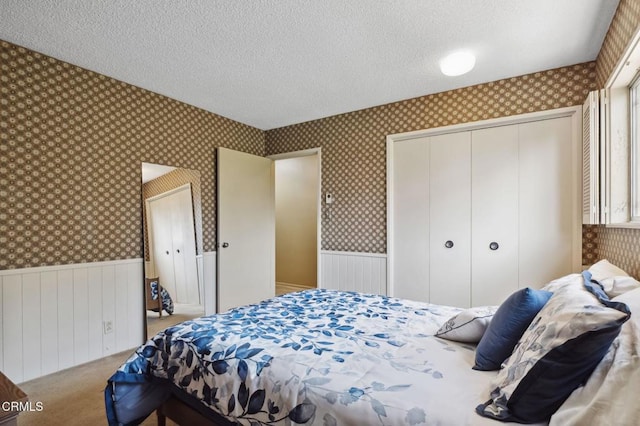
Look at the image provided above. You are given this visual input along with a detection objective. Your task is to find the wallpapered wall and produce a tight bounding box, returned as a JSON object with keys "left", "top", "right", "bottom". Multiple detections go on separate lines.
{"left": 2, "top": 0, "right": 639, "bottom": 275}
{"left": 589, "top": 0, "right": 640, "bottom": 278}
{"left": 266, "top": 63, "right": 598, "bottom": 257}
{"left": 142, "top": 168, "right": 203, "bottom": 261}
{"left": 0, "top": 40, "right": 264, "bottom": 270}
{"left": 595, "top": 0, "right": 640, "bottom": 88}
{"left": 264, "top": 0, "right": 640, "bottom": 276}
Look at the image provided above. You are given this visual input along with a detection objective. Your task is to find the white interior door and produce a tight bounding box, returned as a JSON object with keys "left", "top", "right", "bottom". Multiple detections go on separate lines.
{"left": 148, "top": 194, "right": 177, "bottom": 299}
{"left": 170, "top": 186, "right": 200, "bottom": 304}
{"left": 471, "top": 126, "right": 519, "bottom": 306}
{"left": 429, "top": 132, "right": 472, "bottom": 308}
{"left": 518, "top": 117, "right": 575, "bottom": 288}
{"left": 391, "top": 137, "right": 430, "bottom": 302}
{"left": 218, "top": 147, "right": 275, "bottom": 312}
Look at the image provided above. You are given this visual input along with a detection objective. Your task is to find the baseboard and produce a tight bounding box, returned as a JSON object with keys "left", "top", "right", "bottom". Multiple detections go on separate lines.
{"left": 276, "top": 281, "right": 315, "bottom": 290}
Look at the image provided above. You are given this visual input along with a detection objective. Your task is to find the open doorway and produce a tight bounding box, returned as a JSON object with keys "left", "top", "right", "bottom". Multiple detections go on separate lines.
{"left": 270, "top": 149, "right": 321, "bottom": 295}
{"left": 142, "top": 162, "right": 205, "bottom": 338}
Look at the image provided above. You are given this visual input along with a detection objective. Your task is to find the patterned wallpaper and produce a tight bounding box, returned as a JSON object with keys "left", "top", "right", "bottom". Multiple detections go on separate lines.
{"left": 0, "top": 40, "right": 264, "bottom": 270}
{"left": 266, "top": 63, "right": 597, "bottom": 254}
{"left": 592, "top": 0, "right": 640, "bottom": 277}
{"left": 142, "top": 168, "right": 203, "bottom": 261}
{"left": 598, "top": 227, "right": 640, "bottom": 279}
{"left": 595, "top": 0, "right": 640, "bottom": 88}
{"left": 3, "top": 0, "right": 639, "bottom": 274}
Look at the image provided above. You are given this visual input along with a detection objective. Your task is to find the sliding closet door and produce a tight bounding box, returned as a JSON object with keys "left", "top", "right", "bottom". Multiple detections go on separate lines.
{"left": 429, "top": 132, "right": 472, "bottom": 308}
{"left": 519, "top": 117, "right": 575, "bottom": 287}
{"left": 391, "top": 137, "right": 430, "bottom": 302}
{"left": 169, "top": 186, "right": 200, "bottom": 304}
{"left": 147, "top": 185, "right": 199, "bottom": 304}
{"left": 148, "top": 194, "right": 178, "bottom": 299}
{"left": 389, "top": 108, "right": 580, "bottom": 307}
{"left": 471, "top": 126, "right": 519, "bottom": 306}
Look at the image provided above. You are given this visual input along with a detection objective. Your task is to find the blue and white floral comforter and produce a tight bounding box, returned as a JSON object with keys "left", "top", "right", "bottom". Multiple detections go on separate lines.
{"left": 149, "top": 279, "right": 174, "bottom": 315}
{"left": 106, "top": 289, "right": 505, "bottom": 425}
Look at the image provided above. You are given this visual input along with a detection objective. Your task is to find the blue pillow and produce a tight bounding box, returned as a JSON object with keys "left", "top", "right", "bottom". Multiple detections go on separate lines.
{"left": 474, "top": 288, "right": 552, "bottom": 371}
{"left": 476, "top": 271, "right": 630, "bottom": 423}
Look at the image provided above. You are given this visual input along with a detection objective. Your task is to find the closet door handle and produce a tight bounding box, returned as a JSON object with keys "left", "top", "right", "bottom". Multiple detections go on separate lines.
{"left": 444, "top": 240, "right": 454, "bottom": 248}
{"left": 176, "top": 249, "right": 180, "bottom": 254}
{"left": 165, "top": 250, "right": 170, "bottom": 255}
{"left": 221, "top": 242, "right": 229, "bottom": 248}
{"left": 489, "top": 242, "right": 499, "bottom": 251}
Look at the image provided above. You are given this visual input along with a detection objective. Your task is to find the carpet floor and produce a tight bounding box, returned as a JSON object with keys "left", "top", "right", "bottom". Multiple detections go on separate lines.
{"left": 18, "top": 304, "right": 203, "bottom": 426}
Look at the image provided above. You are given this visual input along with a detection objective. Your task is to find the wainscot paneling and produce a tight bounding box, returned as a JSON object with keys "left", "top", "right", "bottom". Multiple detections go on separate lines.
{"left": 0, "top": 258, "right": 144, "bottom": 384}
{"left": 202, "top": 252, "right": 217, "bottom": 316}
{"left": 320, "top": 251, "right": 387, "bottom": 295}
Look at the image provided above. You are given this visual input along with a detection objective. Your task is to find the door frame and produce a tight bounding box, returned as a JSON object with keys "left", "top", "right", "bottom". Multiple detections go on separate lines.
{"left": 268, "top": 148, "right": 322, "bottom": 289}
{"left": 386, "top": 106, "right": 582, "bottom": 298}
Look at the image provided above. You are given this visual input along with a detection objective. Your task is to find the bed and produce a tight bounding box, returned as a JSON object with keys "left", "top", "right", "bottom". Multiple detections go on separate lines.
{"left": 145, "top": 277, "right": 174, "bottom": 317}
{"left": 105, "top": 261, "right": 640, "bottom": 426}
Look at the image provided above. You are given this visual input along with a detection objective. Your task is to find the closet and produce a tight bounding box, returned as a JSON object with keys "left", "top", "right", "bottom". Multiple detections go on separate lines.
{"left": 388, "top": 108, "right": 581, "bottom": 308}
{"left": 146, "top": 184, "right": 200, "bottom": 305}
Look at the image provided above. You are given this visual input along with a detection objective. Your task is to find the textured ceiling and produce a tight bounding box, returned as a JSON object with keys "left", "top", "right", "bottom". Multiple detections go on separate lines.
{"left": 0, "top": 0, "right": 619, "bottom": 130}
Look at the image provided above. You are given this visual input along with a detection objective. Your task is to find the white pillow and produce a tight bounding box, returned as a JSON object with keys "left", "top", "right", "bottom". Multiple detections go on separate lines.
{"left": 588, "top": 259, "right": 630, "bottom": 281}
{"left": 477, "top": 273, "right": 631, "bottom": 423}
{"left": 550, "top": 287, "right": 640, "bottom": 425}
{"left": 588, "top": 259, "right": 639, "bottom": 298}
{"left": 600, "top": 276, "right": 640, "bottom": 298}
{"left": 541, "top": 273, "right": 581, "bottom": 293}
{"left": 434, "top": 306, "right": 497, "bottom": 343}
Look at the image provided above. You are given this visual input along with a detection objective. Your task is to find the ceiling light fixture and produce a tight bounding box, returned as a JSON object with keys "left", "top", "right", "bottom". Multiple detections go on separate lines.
{"left": 439, "top": 51, "right": 476, "bottom": 77}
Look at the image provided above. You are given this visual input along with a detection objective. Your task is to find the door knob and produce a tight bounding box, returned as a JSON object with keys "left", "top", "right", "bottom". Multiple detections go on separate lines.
{"left": 176, "top": 249, "right": 180, "bottom": 253}
{"left": 165, "top": 250, "right": 170, "bottom": 255}
{"left": 489, "top": 242, "right": 499, "bottom": 251}
{"left": 444, "top": 240, "right": 454, "bottom": 248}
{"left": 221, "top": 242, "right": 229, "bottom": 248}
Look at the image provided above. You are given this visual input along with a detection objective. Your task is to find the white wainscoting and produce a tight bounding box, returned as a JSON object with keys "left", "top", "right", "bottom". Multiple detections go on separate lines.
{"left": 201, "top": 252, "right": 217, "bottom": 316}
{"left": 320, "top": 251, "right": 387, "bottom": 295}
{"left": 0, "top": 258, "right": 144, "bottom": 384}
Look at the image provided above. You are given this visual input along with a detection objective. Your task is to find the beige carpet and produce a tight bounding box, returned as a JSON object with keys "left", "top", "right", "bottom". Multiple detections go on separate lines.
{"left": 18, "top": 304, "right": 203, "bottom": 426}
{"left": 147, "top": 303, "right": 204, "bottom": 337}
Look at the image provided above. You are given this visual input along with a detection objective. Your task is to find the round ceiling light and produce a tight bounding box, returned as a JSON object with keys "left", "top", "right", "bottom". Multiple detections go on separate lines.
{"left": 439, "top": 51, "right": 476, "bottom": 77}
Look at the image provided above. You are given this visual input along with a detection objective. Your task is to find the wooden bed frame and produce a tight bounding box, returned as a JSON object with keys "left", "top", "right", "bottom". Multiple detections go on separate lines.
{"left": 156, "top": 396, "right": 229, "bottom": 426}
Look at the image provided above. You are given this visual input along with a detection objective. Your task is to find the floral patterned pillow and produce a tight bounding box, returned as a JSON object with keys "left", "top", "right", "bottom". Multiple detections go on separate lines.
{"left": 476, "top": 271, "right": 630, "bottom": 423}
{"left": 435, "top": 306, "right": 497, "bottom": 343}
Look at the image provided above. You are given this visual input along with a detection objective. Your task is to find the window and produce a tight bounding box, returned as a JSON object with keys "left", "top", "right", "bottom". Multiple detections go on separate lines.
{"left": 595, "top": 29, "right": 640, "bottom": 227}
{"left": 632, "top": 72, "right": 640, "bottom": 221}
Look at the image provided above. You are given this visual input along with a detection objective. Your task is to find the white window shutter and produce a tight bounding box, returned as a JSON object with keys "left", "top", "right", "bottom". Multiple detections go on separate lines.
{"left": 582, "top": 91, "right": 601, "bottom": 224}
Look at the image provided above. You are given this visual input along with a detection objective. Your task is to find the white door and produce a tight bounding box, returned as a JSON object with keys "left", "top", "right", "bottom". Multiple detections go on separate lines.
{"left": 149, "top": 194, "right": 177, "bottom": 298}
{"left": 217, "top": 147, "right": 275, "bottom": 312}
{"left": 519, "top": 117, "right": 575, "bottom": 287}
{"left": 429, "top": 132, "right": 472, "bottom": 307}
{"left": 147, "top": 185, "right": 200, "bottom": 304}
{"left": 471, "top": 126, "right": 519, "bottom": 306}
{"left": 390, "top": 137, "right": 430, "bottom": 302}
{"left": 170, "top": 186, "right": 200, "bottom": 304}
